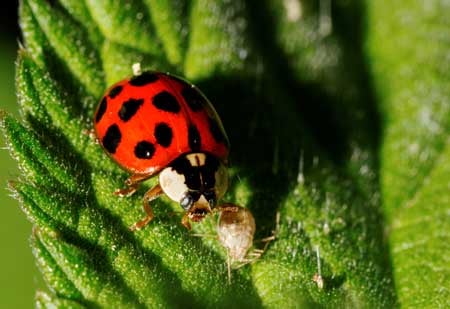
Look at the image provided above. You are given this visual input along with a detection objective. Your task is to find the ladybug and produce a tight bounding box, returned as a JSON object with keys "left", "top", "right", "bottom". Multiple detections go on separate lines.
{"left": 94, "top": 71, "right": 230, "bottom": 230}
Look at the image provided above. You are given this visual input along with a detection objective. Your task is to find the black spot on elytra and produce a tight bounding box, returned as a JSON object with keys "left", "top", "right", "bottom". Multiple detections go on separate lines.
{"left": 129, "top": 72, "right": 159, "bottom": 86}
{"left": 153, "top": 91, "right": 180, "bottom": 113}
{"left": 135, "top": 141, "right": 155, "bottom": 159}
{"left": 118, "top": 98, "right": 144, "bottom": 122}
{"left": 209, "top": 117, "right": 226, "bottom": 144}
{"left": 154, "top": 123, "right": 173, "bottom": 147}
{"left": 109, "top": 85, "right": 123, "bottom": 98}
{"left": 95, "top": 97, "right": 107, "bottom": 123}
{"left": 188, "top": 125, "right": 201, "bottom": 151}
{"left": 181, "top": 87, "right": 205, "bottom": 112}
{"left": 102, "top": 124, "right": 121, "bottom": 154}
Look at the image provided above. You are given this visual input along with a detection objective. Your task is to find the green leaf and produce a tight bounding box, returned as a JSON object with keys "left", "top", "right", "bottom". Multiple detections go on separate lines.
{"left": 367, "top": 0, "right": 450, "bottom": 306}
{"left": 84, "top": 0, "right": 163, "bottom": 56}
{"left": 26, "top": 0, "right": 105, "bottom": 97}
{"left": 35, "top": 291, "right": 86, "bottom": 309}
{"left": 58, "top": 0, "right": 104, "bottom": 46}
{"left": 184, "top": 0, "right": 254, "bottom": 79}
{"left": 35, "top": 229, "right": 143, "bottom": 307}
{"left": 100, "top": 40, "right": 172, "bottom": 86}
{"left": 3, "top": 0, "right": 448, "bottom": 307}
{"left": 143, "top": 0, "right": 188, "bottom": 66}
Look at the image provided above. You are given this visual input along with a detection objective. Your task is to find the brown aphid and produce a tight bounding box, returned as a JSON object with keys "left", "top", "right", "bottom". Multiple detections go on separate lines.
{"left": 216, "top": 203, "right": 275, "bottom": 283}
{"left": 217, "top": 204, "right": 255, "bottom": 261}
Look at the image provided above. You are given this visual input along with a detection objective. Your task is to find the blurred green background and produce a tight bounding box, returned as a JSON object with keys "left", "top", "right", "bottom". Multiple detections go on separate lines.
{"left": 0, "top": 1, "right": 42, "bottom": 307}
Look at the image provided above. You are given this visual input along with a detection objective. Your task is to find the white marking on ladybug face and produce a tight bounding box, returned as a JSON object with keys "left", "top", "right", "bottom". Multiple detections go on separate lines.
{"left": 159, "top": 167, "right": 188, "bottom": 203}
{"left": 185, "top": 153, "right": 206, "bottom": 166}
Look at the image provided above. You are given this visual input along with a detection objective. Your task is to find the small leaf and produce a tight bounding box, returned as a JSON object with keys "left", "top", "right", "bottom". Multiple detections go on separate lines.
{"left": 367, "top": 0, "right": 450, "bottom": 306}
{"left": 32, "top": 230, "right": 83, "bottom": 300}
{"left": 35, "top": 229, "right": 143, "bottom": 308}
{"left": 389, "top": 140, "right": 450, "bottom": 306}
{"left": 184, "top": 0, "right": 253, "bottom": 79}
{"left": 368, "top": 0, "right": 450, "bottom": 219}
{"left": 58, "top": 0, "right": 103, "bottom": 46}
{"left": 1, "top": 113, "right": 81, "bottom": 192}
{"left": 84, "top": 0, "right": 162, "bottom": 56}
{"left": 143, "top": 0, "right": 188, "bottom": 66}
{"left": 26, "top": 0, "right": 105, "bottom": 97}
{"left": 19, "top": 0, "right": 50, "bottom": 67}
{"left": 35, "top": 291, "right": 86, "bottom": 309}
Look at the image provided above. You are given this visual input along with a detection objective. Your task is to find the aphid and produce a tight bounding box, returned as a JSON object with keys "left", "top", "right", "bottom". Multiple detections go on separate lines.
{"left": 216, "top": 204, "right": 276, "bottom": 283}
{"left": 94, "top": 71, "right": 230, "bottom": 230}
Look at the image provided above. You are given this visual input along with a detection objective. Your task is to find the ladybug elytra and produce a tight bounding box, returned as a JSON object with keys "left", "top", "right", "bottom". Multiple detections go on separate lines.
{"left": 94, "top": 71, "right": 230, "bottom": 229}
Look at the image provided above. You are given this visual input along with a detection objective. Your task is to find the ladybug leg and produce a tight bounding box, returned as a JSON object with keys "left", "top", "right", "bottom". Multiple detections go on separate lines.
{"left": 129, "top": 184, "right": 163, "bottom": 231}
{"left": 181, "top": 213, "right": 192, "bottom": 230}
{"left": 114, "top": 173, "right": 152, "bottom": 197}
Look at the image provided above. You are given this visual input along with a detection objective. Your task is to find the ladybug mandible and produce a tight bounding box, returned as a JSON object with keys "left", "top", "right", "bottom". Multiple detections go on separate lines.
{"left": 94, "top": 71, "right": 230, "bottom": 230}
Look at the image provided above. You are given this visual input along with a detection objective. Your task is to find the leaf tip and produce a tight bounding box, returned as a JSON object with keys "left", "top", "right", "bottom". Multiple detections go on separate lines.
{"left": 7, "top": 179, "right": 18, "bottom": 190}
{"left": 0, "top": 109, "right": 7, "bottom": 121}
{"left": 0, "top": 110, "right": 13, "bottom": 134}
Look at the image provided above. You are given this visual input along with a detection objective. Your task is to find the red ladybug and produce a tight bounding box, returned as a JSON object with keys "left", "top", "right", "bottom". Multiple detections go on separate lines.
{"left": 94, "top": 71, "right": 229, "bottom": 230}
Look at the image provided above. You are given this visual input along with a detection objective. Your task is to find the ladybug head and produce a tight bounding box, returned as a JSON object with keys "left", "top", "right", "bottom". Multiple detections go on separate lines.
{"left": 159, "top": 153, "right": 228, "bottom": 217}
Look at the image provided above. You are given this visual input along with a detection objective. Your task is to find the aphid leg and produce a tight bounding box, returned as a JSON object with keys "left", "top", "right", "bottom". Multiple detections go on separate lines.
{"left": 114, "top": 173, "right": 152, "bottom": 197}
{"left": 190, "top": 233, "right": 215, "bottom": 238}
{"left": 129, "top": 184, "right": 163, "bottom": 231}
{"left": 253, "top": 230, "right": 277, "bottom": 251}
{"left": 233, "top": 249, "right": 265, "bottom": 270}
{"left": 258, "top": 235, "right": 276, "bottom": 245}
{"left": 235, "top": 211, "right": 279, "bottom": 269}
{"left": 254, "top": 211, "right": 279, "bottom": 248}
{"left": 247, "top": 249, "right": 264, "bottom": 257}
